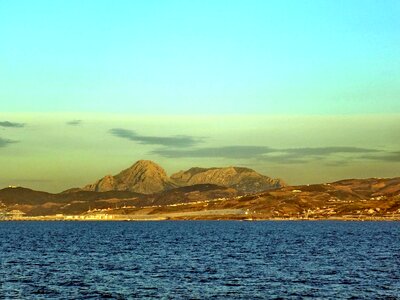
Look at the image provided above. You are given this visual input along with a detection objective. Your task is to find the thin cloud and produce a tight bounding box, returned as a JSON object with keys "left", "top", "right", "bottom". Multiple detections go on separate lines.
{"left": 260, "top": 153, "right": 312, "bottom": 164}
{"left": 285, "top": 147, "right": 381, "bottom": 156}
{"left": 0, "top": 121, "right": 25, "bottom": 128}
{"left": 0, "top": 137, "right": 18, "bottom": 148}
{"left": 152, "top": 146, "right": 273, "bottom": 158}
{"left": 360, "top": 151, "right": 400, "bottom": 162}
{"left": 13, "top": 179, "right": 52, "bottom": 183}
{"left": 66, "top": 120, "right": 83, "bottom": 126}
{"left": 260, "top": 147, "right": 382, "bottom": 164}
{"left": 324, "top": 160, "right": 351, "bottom": 167}
{"left": 152, "top": 145, "right": 386, "bottom": 164}
{"left": 110, "top": 128, "right": 204, "bottom": 148}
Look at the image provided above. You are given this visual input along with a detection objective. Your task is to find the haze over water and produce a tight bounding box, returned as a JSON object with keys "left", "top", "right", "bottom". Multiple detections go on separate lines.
{"left": 1, "top": 221, "right": 399, "bottom": 299}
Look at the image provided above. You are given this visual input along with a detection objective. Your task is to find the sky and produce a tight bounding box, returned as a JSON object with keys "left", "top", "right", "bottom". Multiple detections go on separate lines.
{"left": 0, "top": 1, "right": 399, "bottom": 192}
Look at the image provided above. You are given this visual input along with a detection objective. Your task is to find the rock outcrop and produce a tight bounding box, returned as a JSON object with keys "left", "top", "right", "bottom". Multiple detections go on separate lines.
{"left": 83, "top": 160, "right": 177, "bottom": 194}
{"left": 171, "top": 166, "right": 284, "bottom": 194}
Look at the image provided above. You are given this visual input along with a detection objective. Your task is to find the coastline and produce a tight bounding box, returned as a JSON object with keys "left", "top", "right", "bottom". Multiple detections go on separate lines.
{"left": 3, "top": 214, "right": 400, "bottom": 222}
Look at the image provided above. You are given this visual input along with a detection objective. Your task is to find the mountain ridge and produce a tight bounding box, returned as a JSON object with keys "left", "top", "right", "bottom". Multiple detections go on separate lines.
{"left": 83, "top": 160, "right": 284, "bottom": 194}
{"left": 171, "top": 166, "right": 284, "bottom": 194}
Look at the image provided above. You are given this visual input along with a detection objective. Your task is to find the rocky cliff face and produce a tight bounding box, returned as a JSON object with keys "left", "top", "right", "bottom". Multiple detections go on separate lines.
{"left": 171, "top": 166, "right": 284, "bottom": 194}
{"left": 83, "top": 160, "right": 284, "bottom": 194}
{"left": 83, "top": 160, "right": 177, "bottom": 194}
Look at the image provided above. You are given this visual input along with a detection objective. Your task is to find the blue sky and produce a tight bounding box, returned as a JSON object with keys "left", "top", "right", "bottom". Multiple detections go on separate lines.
{"left": 0, "top": 1, "right": 399, "bottom": 191}
{"left": 1, "top": 0, "right": 399, "bottom": 113}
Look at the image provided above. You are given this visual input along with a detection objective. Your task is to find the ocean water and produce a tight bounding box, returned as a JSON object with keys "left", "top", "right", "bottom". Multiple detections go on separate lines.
{"left": 0, "top": 221, "right": 399, "bottom": 299}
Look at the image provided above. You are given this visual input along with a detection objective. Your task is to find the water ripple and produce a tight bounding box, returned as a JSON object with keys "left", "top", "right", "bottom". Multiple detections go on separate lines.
{"left": 0, "top": 221, "right": 399, "bottom": 299}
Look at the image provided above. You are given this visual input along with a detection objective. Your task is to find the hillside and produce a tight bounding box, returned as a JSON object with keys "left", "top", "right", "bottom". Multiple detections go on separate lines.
{"left": 1, "top": 177, "right": 399, "bottom": 219}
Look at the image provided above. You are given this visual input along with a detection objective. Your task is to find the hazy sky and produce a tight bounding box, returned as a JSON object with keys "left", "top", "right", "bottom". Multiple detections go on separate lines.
{"left": 0, "top": 113, "right": 399, "bottom": 192}
{"left": 1, "top": 1, "right": 399, "bottom": 191}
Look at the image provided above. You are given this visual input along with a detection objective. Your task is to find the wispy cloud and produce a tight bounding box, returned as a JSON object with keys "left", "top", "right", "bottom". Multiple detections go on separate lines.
{"left": 66, "top": 120, "right": 83, "bottom": 126}
{"left": 0, "top": 121, "right": 25, "bottom": 128}
{"left": 152, "top": 145, "right": 388, "bottom": 164}
{"left": 284, "top": 147, "right": 380, "bottom": 156}
{"left": 152, "top": 146, "right": 273, "bottom": 158}
{"left": 360, "top": 151, "right": 400, "bottom": 162}
{"left": 259, "top": 153, "right": 313, "bottom": 164}
{"left": 110, "top": 128, "right": 204, "bottom": 148}
{"left": 0, "top": 137, "right": 18, "bottom": 148}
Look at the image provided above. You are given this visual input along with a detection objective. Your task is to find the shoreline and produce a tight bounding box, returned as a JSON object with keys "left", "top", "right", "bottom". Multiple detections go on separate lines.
{"left": 3, "top": 216, "right": 400, "bottom": 222}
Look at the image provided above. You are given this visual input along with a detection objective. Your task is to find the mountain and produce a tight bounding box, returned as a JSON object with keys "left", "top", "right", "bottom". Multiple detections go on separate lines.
{"left": 83, "top": 160, "right": 177, "bottom": 194}
{"left": 171, "top": 166, "right": 284, "bottom": 193}
{"left": 83, "top": 160, "right": 283, "bottom": 194}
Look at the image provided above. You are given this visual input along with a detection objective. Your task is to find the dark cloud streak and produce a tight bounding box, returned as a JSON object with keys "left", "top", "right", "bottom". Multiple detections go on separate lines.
{"left": 110, "top": 128, "right": 397, "bottom": 164}
{"left": 110, "top": 128, "right": 203, "bottom": 148}
{"left": 0, "top": 121, "right": 25, "bottom": 128}
{"left": 152, "top": 145, "right": 394, "bottom": 164}
{"left": 0, "top": 137, "right": 18, "bottom": 148}
{"left": 66, "top": 120, "right": 83, "bottom": 126}
{"left": 360, "top": 151, "right": 400, "bottom": 162}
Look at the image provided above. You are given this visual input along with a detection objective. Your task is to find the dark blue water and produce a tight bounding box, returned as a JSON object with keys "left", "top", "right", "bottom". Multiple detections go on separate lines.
{"left": 0, "top": 221, "right": 399, "bottom": 299}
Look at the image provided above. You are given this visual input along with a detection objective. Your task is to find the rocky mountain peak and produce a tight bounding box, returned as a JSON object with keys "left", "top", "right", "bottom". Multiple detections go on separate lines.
{"left": 119, "top": 160, "right": 168, "bottom": 179}
{"left": 83, "top": 160, "right": 284, "bottom": 195}
{"left": 171, "top": 166, "right": 285, "bottom": 194}
{"left": 83, "top": 160, "right": 176, "bottom": 194}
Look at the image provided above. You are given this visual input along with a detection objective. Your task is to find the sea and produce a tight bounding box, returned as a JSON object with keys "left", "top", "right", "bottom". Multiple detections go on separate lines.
{"left": 0, "top": 221, "right": 399, "bottom": 299}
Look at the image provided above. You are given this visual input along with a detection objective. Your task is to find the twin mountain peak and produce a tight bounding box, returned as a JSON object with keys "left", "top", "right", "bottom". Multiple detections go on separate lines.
{"left": 83, "top": 160, "right": 285, "bottom": 194}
